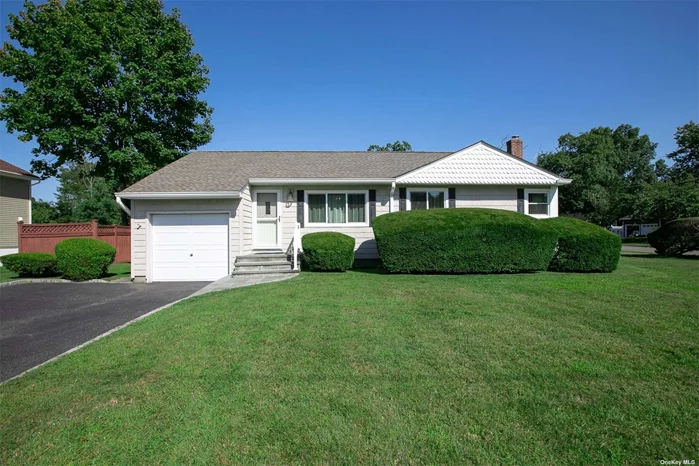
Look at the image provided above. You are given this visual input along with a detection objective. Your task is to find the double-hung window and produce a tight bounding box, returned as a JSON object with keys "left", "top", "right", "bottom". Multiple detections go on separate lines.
{"left": 307, "top": 191, "right": 367, "bottom": 224}
{"left": 526, "top": 191, "right": 549, "bottom": 216}
{"left": 408, "top": 189, "right": 446, "bottom": 210}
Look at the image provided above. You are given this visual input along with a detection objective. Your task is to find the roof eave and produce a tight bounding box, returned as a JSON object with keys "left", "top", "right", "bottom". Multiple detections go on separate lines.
{"left": 0, "top": 169, "right": 41, "bottom": 181}
{"left": 249, "top": 178, "right": 395, "bottom": 185}
{"left": 115, "top": 191, "right": 241, "bottom": 200}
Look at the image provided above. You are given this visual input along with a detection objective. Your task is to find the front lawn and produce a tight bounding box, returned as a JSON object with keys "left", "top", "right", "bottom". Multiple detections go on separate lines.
{"left": 1, "top": 257, "right": 697, "bottom": 464}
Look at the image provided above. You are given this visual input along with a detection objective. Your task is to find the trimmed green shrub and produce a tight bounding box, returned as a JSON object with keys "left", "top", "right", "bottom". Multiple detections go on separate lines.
{"left": 648, "top": 218, "right": 699, "bottom": 256}
{"left": 0, "top": 252, "right": 58, "bottom": 277}
{"left": 55, "top": 238, "right": 116, "bottom": 281}
{"left": 302, "top": 232, "right": 355, "bottom": 271}
{"left": 541, "top": 217, "right": 621, "bottom": 272}
{"left": 372, "top": 208, "right": 558, "bottom": 274}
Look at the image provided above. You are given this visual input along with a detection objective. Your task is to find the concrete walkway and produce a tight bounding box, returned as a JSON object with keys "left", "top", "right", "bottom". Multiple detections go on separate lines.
{"left": 190, "top": 272, "right": 298, "bottom": 297}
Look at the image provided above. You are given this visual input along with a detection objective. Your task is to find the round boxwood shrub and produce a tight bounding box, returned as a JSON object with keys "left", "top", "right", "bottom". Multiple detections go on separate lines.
{"left": 55, "top": 238, "right": 116, "bottom": 281}
{"left": 540, "top": 217, "right": 621, "bottom": 272}
{"left": 0, "top": 252, "right": 58, "bottom": 277}
{"left": 302, "top": 232, "right": 355, "bottom": 271}
{"left": 648, "top": 217, "right": 699, "bottom": 256}
{"left": 372, "top": 208, "right": 558, "bottom": 274}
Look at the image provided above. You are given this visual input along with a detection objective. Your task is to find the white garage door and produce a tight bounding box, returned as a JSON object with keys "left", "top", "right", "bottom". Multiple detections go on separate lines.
{"left": 152, "top": 213, "right": 229, "bottom": 282}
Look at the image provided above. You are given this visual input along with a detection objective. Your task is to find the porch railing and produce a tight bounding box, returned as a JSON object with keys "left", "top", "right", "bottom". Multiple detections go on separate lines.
{"left": 292, "top": 222, "right": 301, "bottom": 271}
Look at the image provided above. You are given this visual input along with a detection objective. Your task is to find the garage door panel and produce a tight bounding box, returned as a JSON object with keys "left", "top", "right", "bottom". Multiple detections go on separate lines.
{"left": 151, "top": 213, "right": 229, "bottom": 282}
{"left": 190, "top": 213, "right": 228, "bottom": 226}
{"left": 153, "top": 215, "right": 191, "bottom": 227}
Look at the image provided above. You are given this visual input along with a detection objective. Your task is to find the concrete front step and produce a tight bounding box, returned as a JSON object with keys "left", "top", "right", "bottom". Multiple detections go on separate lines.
{"left": 231, "top": 269, "right": 297, "bottom": 276}
{"left": 235, "top": 263, "right": 293, "bottom": 272}
{"left": 235, "top": 260, "right": 291, "bottom": 267}
{"left": 236, "top": 253, "right": 289, "bottom": 262}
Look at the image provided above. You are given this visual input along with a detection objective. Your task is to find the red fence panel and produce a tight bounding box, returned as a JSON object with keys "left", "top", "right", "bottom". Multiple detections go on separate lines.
{"left": 17, "top": 220, "right": 131, "bottom": 263}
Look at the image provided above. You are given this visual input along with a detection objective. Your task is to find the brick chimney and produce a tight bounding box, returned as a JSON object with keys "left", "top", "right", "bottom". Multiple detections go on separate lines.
{"left": 506, "top": 135, "right": 523, "bottom": 158}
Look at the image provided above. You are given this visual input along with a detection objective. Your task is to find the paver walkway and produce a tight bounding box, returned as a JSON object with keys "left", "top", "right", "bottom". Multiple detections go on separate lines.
{"left": 190, "top": 273, "right": 298, "bottom": 297}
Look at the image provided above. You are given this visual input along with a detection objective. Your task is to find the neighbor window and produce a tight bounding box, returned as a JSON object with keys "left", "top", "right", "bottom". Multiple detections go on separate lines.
{"left": 409, "top": 190, "right": 446, "bottom": 210}
{"left": 528, "top": 192, "right": 549, "bottom": 215}
{"left": 306, "top": 192, "right": 367, "bottom": 224}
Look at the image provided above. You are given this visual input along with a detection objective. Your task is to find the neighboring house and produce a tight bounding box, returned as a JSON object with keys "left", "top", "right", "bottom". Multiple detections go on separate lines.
{"left": 0, "top": 159, "right": 40, "bottom": 257}
{"left": 609, "top": 216, "right": 660, "bottom": 238}
{"left": 116, "top": 137, "right": 571, "bottom": 282}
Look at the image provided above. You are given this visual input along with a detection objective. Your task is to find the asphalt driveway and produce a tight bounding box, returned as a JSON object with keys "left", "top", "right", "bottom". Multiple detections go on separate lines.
{"left": 0, "top": 282, "right": 207, "bottom": 382}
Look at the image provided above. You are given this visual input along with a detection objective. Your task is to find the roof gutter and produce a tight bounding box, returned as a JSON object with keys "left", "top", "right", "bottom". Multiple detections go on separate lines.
{"left": 0, "top": 170, "right": 41, "bottom": 181}
{"left": 115, "top": 196, "right": 131, "bottom": 217}
{"left": 114, "top": 191, "right": 241, "bottom": 200}
{"left": 249, "top": 178, "right": 395, "bottom": 186}
{"left": 556, "top": 179, "right": 572, "bottom": 186}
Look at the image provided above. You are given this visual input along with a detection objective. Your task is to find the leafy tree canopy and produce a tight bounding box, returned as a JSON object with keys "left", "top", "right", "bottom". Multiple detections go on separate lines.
{"left": 668, "top": 121, "right": 699, "bottom": 178}
{"left": 631, "top": 122, "right": 699, "bottom": 224}
{"left": 31, "top": 162, "right": 123, "bottom": 225}
{"left": 367, "top": 141, "right": 413, "bottom": 152}
{"left": 0, "top": 0, "right": 213, "bottom": 192}
{"left": 537, "top": 124, "right": 657, "bottom": 226}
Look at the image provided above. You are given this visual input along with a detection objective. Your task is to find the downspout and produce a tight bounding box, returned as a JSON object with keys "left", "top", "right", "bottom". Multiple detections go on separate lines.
{"left": 115, "top": 196, "right": 131, "bottom": 216}
{"left": 389, "top": 181, "right": 396, "bottom": 213}
{"left": 30, "top": 179, "right": 41, "bottom": 224}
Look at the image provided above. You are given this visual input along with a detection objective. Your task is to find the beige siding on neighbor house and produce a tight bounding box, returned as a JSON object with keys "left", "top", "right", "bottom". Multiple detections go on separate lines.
{"left": 0, "top": 175, "right": 31, "bottom": 249}
{"left": 130, "top": 198, "right": 241, "bottom": 280}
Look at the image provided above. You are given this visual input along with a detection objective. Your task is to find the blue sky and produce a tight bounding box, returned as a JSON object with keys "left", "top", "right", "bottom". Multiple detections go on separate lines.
{"left": 1, "top": 1, "right": 698, "bottom": 200}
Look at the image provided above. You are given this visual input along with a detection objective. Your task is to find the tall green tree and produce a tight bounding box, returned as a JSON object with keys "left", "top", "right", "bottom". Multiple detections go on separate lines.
{"left": 31, "top": 198, "right": 58, "bottom": 223}
{"left": 537, "top": 124, "right": 657, "bottom": 226}
{"left": 54, "top": 162, "right": 122, "bottom": 225}
{"left": 0, "top": 0, "right": 213, "bottom": 195}
{"left": 367, "top": 141, "right": 413, "bottom": 152}
{"left": 668, "top": 121, "right": 699, "bottom": 178}
{"left": 632, "top": 122, "right": 699, "bottom": 223}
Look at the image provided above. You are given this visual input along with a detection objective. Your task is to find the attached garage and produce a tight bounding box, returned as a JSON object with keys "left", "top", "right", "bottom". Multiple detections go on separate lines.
{"left": 151, "top": 213, "right": 229, "bottom": 282}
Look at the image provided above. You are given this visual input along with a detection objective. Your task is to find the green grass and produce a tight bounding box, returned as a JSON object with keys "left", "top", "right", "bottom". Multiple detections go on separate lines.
{"left": 0, "top": 263, "right": 130, "bottom": 283}
{"left": 103, "top": 262, "right": 131, "bottom": 281}
{"left": 1, "top": 257, "right": 697, "bottom": 464}
{"left": 0, "top": 265, "right": 19, "bottom": 283}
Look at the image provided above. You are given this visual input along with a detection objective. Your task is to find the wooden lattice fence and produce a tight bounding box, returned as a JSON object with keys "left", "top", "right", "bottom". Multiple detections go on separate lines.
{"left": 17, "top": 219, "right": 130, "bottom": 263}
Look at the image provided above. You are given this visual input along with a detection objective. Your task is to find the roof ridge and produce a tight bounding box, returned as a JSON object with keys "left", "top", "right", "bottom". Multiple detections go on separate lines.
{"left": 190, "top": 150, "right": 452, "bottom": 154}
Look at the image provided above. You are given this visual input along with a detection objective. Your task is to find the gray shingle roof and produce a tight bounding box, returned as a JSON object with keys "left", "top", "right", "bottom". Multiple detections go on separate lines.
{"left": 119, "top": 151, "right": 451, "bottom": 193}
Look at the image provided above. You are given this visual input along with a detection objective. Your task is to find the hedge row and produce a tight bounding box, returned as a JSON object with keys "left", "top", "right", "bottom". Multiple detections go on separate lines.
{"left": 1, "top": 252, "right": 58, "bottom": 277}
{"left": 541, "top": 217, "right": 621, "bottom": 272}
{"left": 371, "top": 209, "right": 623, "bottom": 274}
{"left": 302, "top": 232, "right": 355, "bottom": 271}
{"left": 372, "top": 208, "right": 559, "bottom": 274}
{"left": 648, "top": 218, "right": 699, "bottom": 256}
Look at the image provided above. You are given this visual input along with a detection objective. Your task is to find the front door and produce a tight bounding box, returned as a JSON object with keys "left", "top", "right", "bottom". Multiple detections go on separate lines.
{"left": 255, "top": 192, "right": 279, "bottom": 248}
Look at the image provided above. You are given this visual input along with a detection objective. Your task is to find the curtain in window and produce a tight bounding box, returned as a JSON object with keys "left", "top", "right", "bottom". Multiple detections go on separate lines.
{"left": 428, "top": 191, "right": 445, "bottom": 209}
{"left": 348, "top": 193, "right": 365, "bottom": 223}
{"left": 308, "top": 194, "right": 326, "bottom": 223}
{"left": 411, "top": 192, "right": 427, "bottom": 210}
{"left": 328, "top": 194, "right": 346, "bottom": 223}
{"left": 528, "top": 193, "right": 548, "bottom": 215}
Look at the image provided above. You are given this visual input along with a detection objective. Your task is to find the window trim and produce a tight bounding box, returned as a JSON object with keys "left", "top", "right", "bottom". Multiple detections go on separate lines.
{"left": 525, "top": 189, "right": 550, "bottom": 218}
{"left": 406, "top": 188, "right": 449, "bottom": 211}
{"left": 305, "top": 190, "right": 369, "bottom": 226}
